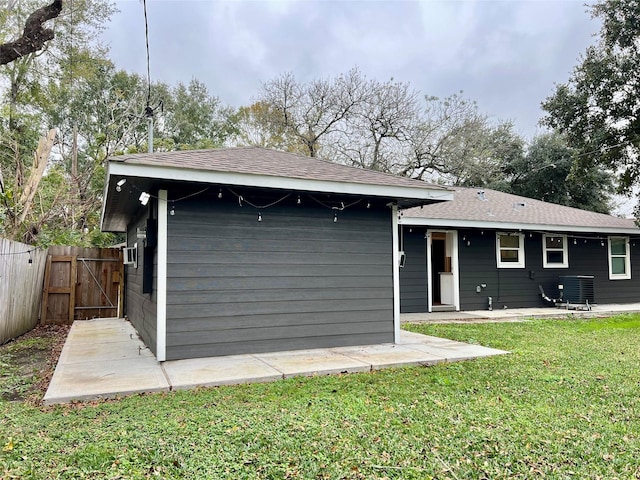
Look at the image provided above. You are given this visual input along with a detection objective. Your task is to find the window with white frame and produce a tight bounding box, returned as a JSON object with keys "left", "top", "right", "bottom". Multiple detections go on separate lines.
{"left": 608, "top": 236, "right": 631, "bottom": 280}
{"left": 496, "top": 233, "right": 525, "bottom": 268}
{"left": 543, "top": 234, "right": 568, "bottom": 268}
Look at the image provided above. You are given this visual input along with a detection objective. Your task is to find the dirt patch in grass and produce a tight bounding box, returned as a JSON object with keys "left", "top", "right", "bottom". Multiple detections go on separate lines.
{"left": 0, "top": 323, "right": 69, "bottom": 404}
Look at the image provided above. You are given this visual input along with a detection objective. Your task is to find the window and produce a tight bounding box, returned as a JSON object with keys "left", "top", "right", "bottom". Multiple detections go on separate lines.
{"left": 543, "top": 234, "right": 568, "bottom": 268}
{"left": 123, "top": 243, "right": 138, "bottom": 269}
{"left": 608, "top": 236, "right": 631, "bottom": 280}
{"left": 496, "top": 233, "right": 525, "bottom": 268}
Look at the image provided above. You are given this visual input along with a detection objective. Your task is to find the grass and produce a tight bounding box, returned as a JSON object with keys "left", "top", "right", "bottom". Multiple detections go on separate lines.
{"left": 1, "top": 315, "right": 639, "bottom": 479}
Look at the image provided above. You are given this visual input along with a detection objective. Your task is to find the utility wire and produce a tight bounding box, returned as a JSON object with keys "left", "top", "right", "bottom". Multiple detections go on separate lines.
{"left": 143, "top": 0, "right": 152, "bottom": 109}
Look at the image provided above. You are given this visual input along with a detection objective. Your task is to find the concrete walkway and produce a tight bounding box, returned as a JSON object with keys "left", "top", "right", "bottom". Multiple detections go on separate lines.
{"left": 44, "top": 318, "right": 508, "bottom": 405}
{"left": 402, "top": 302, "right": 640, "bottom": 324}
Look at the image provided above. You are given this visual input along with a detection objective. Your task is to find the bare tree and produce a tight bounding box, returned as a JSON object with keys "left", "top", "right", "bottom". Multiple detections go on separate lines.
{"left": 328, "top": 77, "right": 419, "bottom": 172}
{"left": 0, "top": 0, "right": 63, "bottom": 65}
{"left": 259, "top": 68, "right": 367, "bottom": 157}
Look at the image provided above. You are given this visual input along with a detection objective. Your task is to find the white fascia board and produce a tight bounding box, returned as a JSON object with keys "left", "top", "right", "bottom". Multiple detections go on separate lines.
{"left": 108, "top": 162, "right": 454, "bottom": 202}
{"left": 400, "top": 217, "right": 640, "bottom": 235}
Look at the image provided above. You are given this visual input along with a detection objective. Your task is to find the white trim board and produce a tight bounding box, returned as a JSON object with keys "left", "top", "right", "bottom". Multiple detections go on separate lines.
{"left": 401, "top": 217, "right": 640, "bottom": 235}
{"left": 107, "top": 162, "right": 454, "bottom": 203}
{"left": 156, "top": 189, "right": 168, "bottom": 362}
{"left": 391, "top": 204, "right": 401, "bottom": 343}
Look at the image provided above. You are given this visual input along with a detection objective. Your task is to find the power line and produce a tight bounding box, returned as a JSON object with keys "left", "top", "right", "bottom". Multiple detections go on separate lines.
{"left": 143, "top": 0, "right": 151, "bottom": 109}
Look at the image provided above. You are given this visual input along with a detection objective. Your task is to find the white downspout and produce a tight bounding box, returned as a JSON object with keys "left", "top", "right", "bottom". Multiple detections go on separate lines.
{"left": 391, "top": 204, "right": 401, "bottom": 343}
{"left": 157, "top": 189, "right": 168, "bottom": 361}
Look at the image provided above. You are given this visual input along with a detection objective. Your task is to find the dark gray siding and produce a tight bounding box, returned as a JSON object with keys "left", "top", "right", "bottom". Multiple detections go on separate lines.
{"left": 399, "top": 228, "right": 427, "bottom": 313}
{"left": 125, "top": 210, "right": 157, "bottom": 355}
{"left": 457, "top": 229, "right": 640, "bottom": 310}
{"left": 400, "top": 227, "right": 640, "bottom": 312}
{"left": 165, "top": 196, "right": 393, "bottom": 360}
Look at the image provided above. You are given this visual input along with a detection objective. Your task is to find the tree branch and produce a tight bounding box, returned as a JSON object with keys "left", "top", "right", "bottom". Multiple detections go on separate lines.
{"left": 0, "top": 0, "right": 63, "bottom": 66}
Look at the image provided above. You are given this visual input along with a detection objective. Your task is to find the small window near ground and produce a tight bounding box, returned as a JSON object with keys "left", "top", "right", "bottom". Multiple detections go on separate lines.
{"left": 496, "top": 233, "right": 525, "bottom": 268}
{"left": 608, "top": 236, "right": 631, "bottom": 280}
{"left": 543, "top": 234, "right": 568, "bottom": 268}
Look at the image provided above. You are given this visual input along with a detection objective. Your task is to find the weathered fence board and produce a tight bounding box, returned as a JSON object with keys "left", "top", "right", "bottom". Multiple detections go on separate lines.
{"left": 0, "top": 238, "right": 48, "bottom": 343}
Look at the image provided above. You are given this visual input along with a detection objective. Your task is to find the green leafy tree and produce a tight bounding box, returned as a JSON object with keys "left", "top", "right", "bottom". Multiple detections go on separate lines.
{"left": 162, "top": 78, "right": 237, "bottom": 150}
{"left": 494, "top": 131, "right": 614, "bottom": 213}
{"left": 0, "top": 0, "right": 117, "bottom": 245}
{"left": 541, "top": 0, "right": 640, "bottom": 213}
{"left": 233, "top": 100, "right": 300, "bottom": 152}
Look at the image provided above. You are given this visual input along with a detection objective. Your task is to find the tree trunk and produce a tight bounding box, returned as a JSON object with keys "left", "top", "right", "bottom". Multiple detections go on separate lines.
{"left": 0, "top": 0, "right": 63, "bottom": 65}
{"left": 10, "top": 129, "right": 57, "bottom": 235}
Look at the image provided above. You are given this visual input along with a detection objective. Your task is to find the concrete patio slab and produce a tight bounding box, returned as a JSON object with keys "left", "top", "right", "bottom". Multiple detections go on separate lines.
{"left": 255, "top": 348, "right": 371, "bottom": 378}
{"left": 333, "top": 344, "right": 446, "bottom": 369}
{"left": 163, "top": 355, "right": 283, "bottom": 389}
{"left": 403, "top": 343, "right": 502, "bottom": 362}
{"left": 44, "top": 357, "right": 170, "bottom": 404}
{"left": 44, "top": 317, "right": 509, "bottom": 405}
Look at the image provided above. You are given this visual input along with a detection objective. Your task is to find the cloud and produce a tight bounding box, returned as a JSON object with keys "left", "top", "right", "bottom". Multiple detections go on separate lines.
{"left": 101, "top": 0, "right": 599, "bottom": 138}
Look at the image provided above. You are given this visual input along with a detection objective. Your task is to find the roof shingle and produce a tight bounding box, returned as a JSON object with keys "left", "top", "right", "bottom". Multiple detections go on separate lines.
{"left": 403, "top": 187, "right": 637, "bottom": 232}
{"left": 112, "top": 146, "right": 450, "bottom": 192}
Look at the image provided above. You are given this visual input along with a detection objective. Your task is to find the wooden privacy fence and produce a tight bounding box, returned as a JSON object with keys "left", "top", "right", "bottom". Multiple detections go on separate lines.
{"left": 0, "top": 238, "right": 48, "bottom": 344}
{"left": 41, "top": 246, "right": 123, "bottom": 324}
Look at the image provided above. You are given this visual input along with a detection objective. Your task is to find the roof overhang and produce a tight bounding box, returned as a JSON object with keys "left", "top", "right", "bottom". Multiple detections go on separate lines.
{"left": 101, "top": 161, "right": 453, "bottom": 232}
{"left": 400, "top": 217, "right": 640, "bottom": 235}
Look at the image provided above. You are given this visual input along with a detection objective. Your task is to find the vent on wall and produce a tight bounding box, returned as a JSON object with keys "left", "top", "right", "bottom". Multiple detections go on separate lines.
{"left": 123, "top": 243, "right": 138, "bottom": 269}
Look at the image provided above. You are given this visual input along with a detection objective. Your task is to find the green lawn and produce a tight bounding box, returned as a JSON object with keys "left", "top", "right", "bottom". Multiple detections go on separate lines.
{"left": 1, "top": 315, "right": 639, "bottom": 479}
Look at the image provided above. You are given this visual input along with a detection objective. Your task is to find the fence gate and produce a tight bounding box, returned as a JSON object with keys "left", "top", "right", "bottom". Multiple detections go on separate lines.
{"left": 41, "top": 247, "right": 123, "bottom": 324}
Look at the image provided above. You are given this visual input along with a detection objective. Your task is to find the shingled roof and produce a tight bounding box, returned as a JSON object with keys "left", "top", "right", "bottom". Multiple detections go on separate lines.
{"left": 102, "top": 147, "right": 453, "bottom": 232}
{"left": 402, "top": 187, "right": 638, "bottom": 235}
{"left": 109, "top": 147, "right": 451, "bottom": 193}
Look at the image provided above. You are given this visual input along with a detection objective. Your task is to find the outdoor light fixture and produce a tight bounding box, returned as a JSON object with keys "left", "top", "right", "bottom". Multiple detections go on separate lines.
{"left": 139, "top": 192, "right": 150, "bottom": 206}
{"left": 115, "top": 179, "right": 126, "bottom": 192}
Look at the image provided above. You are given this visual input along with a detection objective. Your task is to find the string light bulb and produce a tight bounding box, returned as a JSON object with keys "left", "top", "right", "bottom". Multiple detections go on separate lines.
{"left": 573, "top": 238, "right": 577, "bottom": 245}
{"left": 218, "top": 189, "right": 223, "bottom": 199}
{"left": 334, "top": 212, "right": 338, "bottom": 223}
{"left": 28, "top": 251, "right": 33, "bottom": 266}
{"left": 257, "top": 212, "right": 262, "bottom": 222}
{"left": 297, "top": 195, "right": 301, "bottom": 205}
{"left": 366, "top": 201, "right": 371, "bottom": 209}
{"left": 169, "top": 204, "right": 175, "bottom": 216}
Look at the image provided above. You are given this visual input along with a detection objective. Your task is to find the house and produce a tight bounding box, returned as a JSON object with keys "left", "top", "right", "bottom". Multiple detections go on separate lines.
{"left": 399, "top": 187, "right": 640, "bottom": 313}
{"left": 100, "top": 147, "right": 452, "bottom": 361}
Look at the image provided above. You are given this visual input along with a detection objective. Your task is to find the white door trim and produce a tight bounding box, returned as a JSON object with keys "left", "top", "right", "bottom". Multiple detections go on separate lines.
{"left": 426, "top": 229, "right": 460, "bottom": 312}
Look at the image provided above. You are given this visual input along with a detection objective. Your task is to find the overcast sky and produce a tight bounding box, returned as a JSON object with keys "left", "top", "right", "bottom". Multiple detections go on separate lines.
{"left": 101, "top": 0, "right": 599, "bottom": 140}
